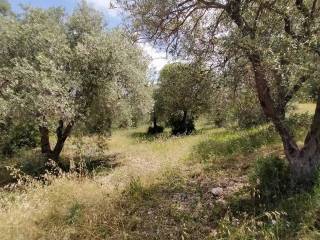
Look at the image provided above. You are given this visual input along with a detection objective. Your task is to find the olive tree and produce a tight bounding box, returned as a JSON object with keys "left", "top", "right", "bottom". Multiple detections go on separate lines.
{"left": 155, "top": 62, "right": 214, "bottom": 134}
{"left": 0, "top": 2, "right": 152, "bottom": 164}
{"left": 119, "top": 0, "right": 320, "bottom": 185}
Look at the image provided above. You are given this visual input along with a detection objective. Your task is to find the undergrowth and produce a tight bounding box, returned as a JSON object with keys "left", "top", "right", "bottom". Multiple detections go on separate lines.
{"left": 0, "top": 123, "right": 319, "bottom": 239}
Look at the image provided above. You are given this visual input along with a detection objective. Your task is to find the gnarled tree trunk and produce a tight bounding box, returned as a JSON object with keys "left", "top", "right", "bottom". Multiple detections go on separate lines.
{"left": 153, "top": 110, "right": 158, "bottom": 129}
{"left": 39, "top": 120, "right": 74, "bottom": 167}
{"left": 223, "top": 0, "right": 320, "bottom": 187}
{"left": 249, "top": 52, "right": 320, "bottom": 186}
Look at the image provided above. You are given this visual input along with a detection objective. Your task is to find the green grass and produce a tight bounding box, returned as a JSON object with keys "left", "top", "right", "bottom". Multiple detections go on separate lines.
{"left": 194, "top": 125, "right": 278, "bottom": 160}
{"left": 0, "top": 120, "right": 319, "bottom": 239}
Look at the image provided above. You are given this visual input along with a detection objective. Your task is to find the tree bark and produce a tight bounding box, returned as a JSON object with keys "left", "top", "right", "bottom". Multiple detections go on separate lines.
{"left": 38, "top": 120, "right": 74, "bottom": 165}
{"left": 182, "top": 110, "right": 187, "bottom": 128}
{"left": 153, "top": 110, "right": 158, "bottom": 128}
{"left": 223, "top": 0, "right": 320, "bottom": 185}
{"left": 39, "top": 125, "right": 51, "bottom": 156}
{"left": 52, "top": 120, "right": 74, "bottom": 161}
{"left": 294, "top": 92, "right": 320, "bottom": 184}
{"left": 248, "top": 51, "right": 320, "bottom": 185}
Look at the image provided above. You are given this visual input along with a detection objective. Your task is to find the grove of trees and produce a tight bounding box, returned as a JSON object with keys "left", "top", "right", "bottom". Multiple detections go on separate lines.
{"left": 1, "top": 1, "right": 320, "bottom": 238}
{"left": 0, "top": 1, "right": 152, "bottom": 164}
{"left": 119, "top": 0, "right": 320, "bottom": 185}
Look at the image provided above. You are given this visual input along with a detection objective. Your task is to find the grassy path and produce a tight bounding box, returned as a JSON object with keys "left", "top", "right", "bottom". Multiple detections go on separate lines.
{"left": 0, "top": 106, "right": 318, "bottom": 239}
{"left": 98, "top": 127, "right": 216, "bottom": 192}
{"left": 0, "top": 126, "right": 218, "bottom": 240}
{"left": 3, "top": 124, "right": 308, "bottom": 240}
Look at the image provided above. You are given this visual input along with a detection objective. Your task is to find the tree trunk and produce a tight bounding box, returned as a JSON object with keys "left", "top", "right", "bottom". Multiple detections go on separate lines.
{"left": 153, "top": 110, "right": 158, "bottom": 128}
{"left": 293, "top": 92, "right": 320, "bottom": 184}
{"left": 182, "top": 110, "right": 187, "bottom": 129}
{"left": 39, "top": 125, "right": 51, "bottom": 157}
{"left": 38, "top": 120, "right": 74, "bottom": 166}
{"left": 248, "top": 52, "right": 320, "bottom": 185}
{"left": 288, "top": 148, "right": 320, "bottom": 186}
{"left": 223, "top": 0, "right": 320, "bottom": 186}
{"left": 52, "top": 120, "right": 74, "bottom": 161}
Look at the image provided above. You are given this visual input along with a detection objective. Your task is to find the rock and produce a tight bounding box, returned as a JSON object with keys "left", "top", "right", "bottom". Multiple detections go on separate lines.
{"left": 210, "top": 187, "right": 223, "bottom": 196}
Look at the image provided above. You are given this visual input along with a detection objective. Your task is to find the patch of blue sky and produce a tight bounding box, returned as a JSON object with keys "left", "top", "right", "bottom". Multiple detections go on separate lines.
{"left": 9, "top": 0, "right": 122, "bottom": 28}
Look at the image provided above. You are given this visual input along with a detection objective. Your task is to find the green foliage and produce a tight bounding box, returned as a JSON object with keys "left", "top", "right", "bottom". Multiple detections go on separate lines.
{"left": 298, "top": 78, "right": 320, "bottom": 102}
{"left": 218, "top": 168, "right": 320, "bottom": 239}
{"left": 147, "top": 125, "right": 164, "bottom": 135}
{"left": 0, "top": 120, "right": 39, "bottom": 156}
{"left": 211, "top": 112, "right": 228, "bottom": 128}
{"left": 250, "top": 155, "right": 291, "bottom": 205}
{"left": 233, "top": 91, "right": 267, "bottom": 129}
{"left": 19, "top": 155, "right": 47, "bottom": 177}
{"left": 127, "top": 177, "right": 152, "bottom": 201}
{"left": 67, "top": 0, "right": 104, "bottom": 47}
{"left": 131, "top": 130, "right": 170, "bottom": 143}
{"left": 66, "top": 202, "right": 84, "bottom": 225}
{"left": 0, "top": 1, "right": 152, "bottom": 147}
{"left": 285, "top": 112, "right": 312, "bottom": 139}
{"left": 73, "top": 26, "right": 152, "bottom": 131}
{"left": 195, "top": 126, "right": 278, "bottom": 161}
{"left": 0, "top": 6, "right": 77, "bottom": 129}
{"left": 216, "top": 209, "right": 289, "bottom": 239}
{"left": 155, "top": 62, "right": 214, "bottom": 134}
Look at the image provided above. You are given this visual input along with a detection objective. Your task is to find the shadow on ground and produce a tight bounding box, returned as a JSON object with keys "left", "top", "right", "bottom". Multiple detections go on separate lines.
{"left": 63, "top": 152, "right": 121, "bottom": 173}
{"left": 0, "top": 152, "right": 122, "bottom": 187}
{"left": 130, "top": 131, "right": 171, "bottom": 142}
{"left": 130, "top": 126, "right": 215, "bottom": 143}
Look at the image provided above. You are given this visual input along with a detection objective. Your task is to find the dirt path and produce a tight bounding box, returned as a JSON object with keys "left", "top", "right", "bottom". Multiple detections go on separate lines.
{"left": 97, "top": 127, "right": 213, "bottom": 192}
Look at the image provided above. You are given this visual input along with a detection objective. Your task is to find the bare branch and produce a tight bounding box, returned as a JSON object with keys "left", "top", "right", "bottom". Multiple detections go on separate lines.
{"left": 197, "top": 0, "right": 226, "bottom": 9}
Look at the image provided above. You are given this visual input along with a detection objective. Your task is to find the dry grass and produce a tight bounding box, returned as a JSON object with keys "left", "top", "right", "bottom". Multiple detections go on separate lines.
{"left": 294, "top": 103, "right": 316, "bottom": 114}
{"left": 0, "top": 124, "right": 220, "bottom": 239}
{"left": 0, "top": 120, "right": 319, "bottom": 239}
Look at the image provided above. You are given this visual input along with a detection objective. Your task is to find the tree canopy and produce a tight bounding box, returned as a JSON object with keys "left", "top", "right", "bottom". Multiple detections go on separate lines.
{"left": 0, "top": 1, "right": 152, "bottom": 162}
{"left": 154, "top": 62, "right": 214, "bottom": 134}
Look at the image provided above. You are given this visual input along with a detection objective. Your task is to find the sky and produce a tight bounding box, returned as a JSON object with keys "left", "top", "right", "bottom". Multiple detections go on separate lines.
{"left": 9, "top": 0, "right": 170, "bottom": 73}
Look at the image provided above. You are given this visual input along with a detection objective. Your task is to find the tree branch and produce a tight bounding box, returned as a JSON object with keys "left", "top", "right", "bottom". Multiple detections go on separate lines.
{"left": 284, "top": 76, "right": 308, "bottom": 105}
{"left": 197, "top": 0, "right": 226, "bottom": 9}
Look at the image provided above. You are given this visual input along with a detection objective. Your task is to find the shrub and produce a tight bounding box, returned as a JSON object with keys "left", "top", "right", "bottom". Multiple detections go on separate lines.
{"left": 233, "top": 92, "right": 267, "bottom": 129}
{"left": 205, "top": 106, "right": 230, "bottom": 128}
{"left": 19, "top": 155, "right": 48, "bottom": 177}
{"left": 236, "top": 108, "right": 266, "bottom": 129}
{"left": 0, "top": 121, "right": 39, "bottom": 156}
{"left": 285, "top": 112, "right": 312, "bottom": 138}
{"left": 213, "top": 116, "right": 226, "bottom": 128}
{"left": 250, "top": 155, "right": 291, "bottom": 205}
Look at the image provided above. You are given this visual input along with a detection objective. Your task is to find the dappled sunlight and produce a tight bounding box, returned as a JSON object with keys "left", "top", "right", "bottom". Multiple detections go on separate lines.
{"left": 1, "top": 0, "right": 319, "bottom": 238}
{"left": 0, "top": 122, "right": 319, "bottom": 239}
